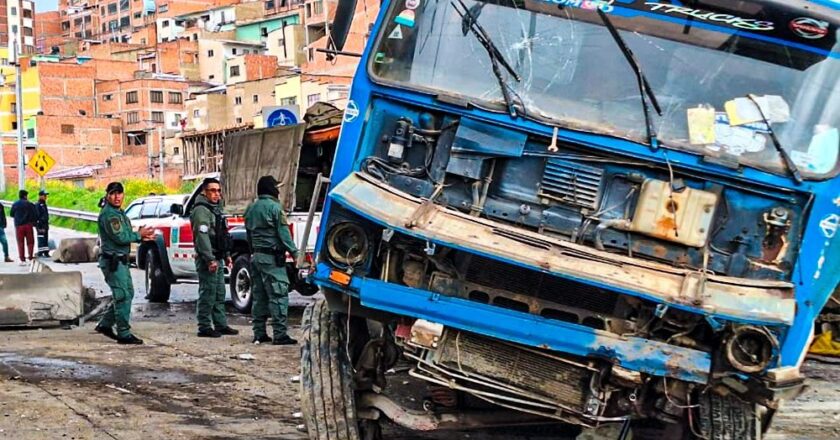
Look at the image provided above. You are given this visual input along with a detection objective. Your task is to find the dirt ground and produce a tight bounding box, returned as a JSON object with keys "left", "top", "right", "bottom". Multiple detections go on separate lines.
{"left": 1, "top": 305, "right": 839, "bottom": 440}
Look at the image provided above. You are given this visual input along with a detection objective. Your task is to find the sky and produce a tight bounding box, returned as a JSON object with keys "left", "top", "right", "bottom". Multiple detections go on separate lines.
{"left": 38, "top": 0, "right": 59, "bottom": 12}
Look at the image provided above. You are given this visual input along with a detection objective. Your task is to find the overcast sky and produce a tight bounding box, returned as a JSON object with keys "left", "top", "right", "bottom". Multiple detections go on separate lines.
{"left": 38, "top": 0, "right": 59, "bottom": 12}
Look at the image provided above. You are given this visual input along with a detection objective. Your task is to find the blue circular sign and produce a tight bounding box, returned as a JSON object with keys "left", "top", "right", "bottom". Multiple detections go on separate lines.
{"left": 267, "top": 108, "right": 299, "bottom": 127}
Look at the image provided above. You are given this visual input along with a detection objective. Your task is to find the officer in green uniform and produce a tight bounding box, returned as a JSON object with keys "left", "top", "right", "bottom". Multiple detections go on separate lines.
{"left": 94, "top": 182, "right": 154, "bottom": 345}
{"left": 244, "top": 175, "right": 299, "bottom": 345}
{"left": 191, "top": 177, "right": 239, "bottom": 338}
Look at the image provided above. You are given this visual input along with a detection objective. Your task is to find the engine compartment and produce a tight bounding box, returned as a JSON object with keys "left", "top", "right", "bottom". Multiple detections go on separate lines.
{"left": 357, "top": 99, "right": 810, "bottom": 282}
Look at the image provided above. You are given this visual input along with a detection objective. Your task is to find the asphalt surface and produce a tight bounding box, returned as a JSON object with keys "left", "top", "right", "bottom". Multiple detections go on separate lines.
{"left": 0, "top": 226, "right": 837, "bottom": 439}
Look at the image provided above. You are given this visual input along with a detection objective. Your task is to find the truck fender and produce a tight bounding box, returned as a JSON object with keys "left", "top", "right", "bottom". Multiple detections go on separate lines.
{"left": 138, "top": 236, "right": 176, "bottom": 283}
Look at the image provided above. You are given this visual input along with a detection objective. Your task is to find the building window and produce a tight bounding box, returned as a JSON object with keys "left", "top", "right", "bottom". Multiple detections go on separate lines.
{"left": 101, "top": 6, "right": 106, "bottom": 16}
{"left": 162, "top": 20, "right": 169, "bottom": 28}
{"left": 140, "top": 38, "right": 146, "bottom": 45}
{"left": 22, "top": 9, "right": 32, "bottom": 19}
{"left": 62, "top": 21, "right": 70, "bottom": 31}
{"left": 11, "top": 122, "right": 16, "bottom": 130}
{"left": 234, "top": 96, "right": 242, "bottom": 105}
{"left": 159, "top": 4, "right": 169, "bottom": 13}
{"left": 126, "top": 91, "right": 138, "bottom": 103}
{"left": 229, "top": 65, "right": 240, "bottom": 77}
{"left": 10, "top": 103, "right": 16, "bottom": 113}
{"left": 232, "top": 48, "right": 238, "bottom": 55}
{"left": 23, "top": 28, "right": 33, "bottom": 37}
{"left": 313, "top": 0, "right": 324, "bottom": 15}
{"left": 119, "top": 16, "right": 130, "bottom": 28}
{"left": 11, "top": 25, "right": 18, "bottom": 35}
{"left": 209, "top": 74, "right": 215, "bottom": 80}
{"left": 252, "top": 94, "right": 259, "bottom": 103}
{"left": 260, "top": 27, "right": 269, "bottom": 37}
{"left": 168, "top": 92, "right": 182, "bottom": 104}
{"left": 193, "top": 109, "right": 200, "bottom": 117}
{"left": 61, "top": 124, "right": 75, "bottom": 134}
{"left": 207, "top": 49, "right": 214, "bottom": 57}
{"left": 171, "top": 113, "right": 181, "bottom": 127}
{"left": 280, "top": 96, "right": 296, "bottom": 106}
{"left": 150, "top": 90, "right": 163, "bottom": 103}
{"left": 103, "top": 94, "right": 113, "bottom": 101}
{"left": 236, "top": 117, "right": 243, "bottom": 124}
{"left": 134, "top": 12, "right": 141, "bottom": 19}
{"left": 307, "top": 93, "right": 321, "bottom": 107}
{"left": 10, "top": 7, "right": 16, "bottom": 15}
{"left": 120, "top": 0, "right": 129, "bottom": 10}
{"left": 265, "top": 0, "right": 275, "bottom": 9}
{"left": 152, "top": 111, "right": 164, "bottom": 123}
{"left": 108, "top": 3, "right": 117, "bottom": 14}
{"left": 174, "top": 146, "right": 180, "bottom": 155}
{"left": 127, "top": 111, "right": 139, "bottom": 124}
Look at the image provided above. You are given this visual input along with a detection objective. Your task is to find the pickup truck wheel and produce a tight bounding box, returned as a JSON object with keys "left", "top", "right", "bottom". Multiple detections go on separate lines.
{"left": 230, "top": 255, "right": 252, "bottom": 313}
{"left": 144, "top": 248, "right": 171, "bottom": 303}
{"left": 695, "top": 393, "right": 759, "bottom": 440}
{"left": 300, "top": 299, "right": 372, "bottom": 440}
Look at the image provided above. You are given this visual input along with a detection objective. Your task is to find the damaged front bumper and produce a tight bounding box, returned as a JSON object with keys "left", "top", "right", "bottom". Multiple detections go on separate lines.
{"left": 330, "top": 172, "right": 796, "bottom": 326}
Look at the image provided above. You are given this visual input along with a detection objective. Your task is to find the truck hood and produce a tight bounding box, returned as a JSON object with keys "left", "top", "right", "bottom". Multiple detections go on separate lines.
{"left": 222, "top": 123, "right": 307, "bottom": 215}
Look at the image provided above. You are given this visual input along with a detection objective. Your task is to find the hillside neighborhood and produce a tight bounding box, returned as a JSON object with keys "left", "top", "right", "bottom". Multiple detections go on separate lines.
{"left": 1, "top": 0, "right": 374, "bottom": 188}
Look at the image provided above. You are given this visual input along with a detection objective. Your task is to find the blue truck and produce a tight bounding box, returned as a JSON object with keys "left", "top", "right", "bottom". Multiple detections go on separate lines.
{"left": 299, "top": 1, "right": 840, "bottom": 438}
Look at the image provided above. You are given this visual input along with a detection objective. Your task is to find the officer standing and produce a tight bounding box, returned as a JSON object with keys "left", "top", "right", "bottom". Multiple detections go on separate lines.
{"left": 191, "top": 177, "right": 239, "bottom": 338}
{"left": 244, "top": 175, "right": 299, "bottom": 345}
{"left": 35, "top": 190, "right": 50, "bottom": 257}
{"left": 94, "top": 182, "right": 154, "bottom": 344}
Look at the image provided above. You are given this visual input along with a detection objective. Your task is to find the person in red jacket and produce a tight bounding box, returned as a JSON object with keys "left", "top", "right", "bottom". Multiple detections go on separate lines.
{"left": 10, "top": 190, "right": 37, "bottom": 264}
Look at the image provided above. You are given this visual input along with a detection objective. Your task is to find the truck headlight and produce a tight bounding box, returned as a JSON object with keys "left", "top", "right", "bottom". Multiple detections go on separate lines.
{"left": 326, "top": 223, "right": 369, "bottom": 267}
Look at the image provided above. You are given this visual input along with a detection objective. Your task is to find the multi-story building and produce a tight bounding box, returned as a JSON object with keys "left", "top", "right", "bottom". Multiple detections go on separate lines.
{"left": 197, "top": 37, "right": 266, "bottom": 83}
{"left": 225, "top": 53, "right": 277, "bottom": 85}
{"left": 35, "top": 11, "right": 62, "bottom": 55}
{"left": 96, "top": 73, "right": 189, "bottom": 159}
{"left": 227, "top": 76, "right": 276, "bottom": 126}
{"left": 160, "top": 2, "right": 264, "bottom": 43}
{"left": 235, "top": 12, "right": 303, "bottom": 67}
{"left": 1, "top": 0, "right": 35, "bottom": 54}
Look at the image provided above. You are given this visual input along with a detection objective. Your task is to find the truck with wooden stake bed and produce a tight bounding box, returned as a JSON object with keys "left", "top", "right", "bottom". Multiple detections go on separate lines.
{"left": 298, "top": 1, "right": 840, "bottom": 439}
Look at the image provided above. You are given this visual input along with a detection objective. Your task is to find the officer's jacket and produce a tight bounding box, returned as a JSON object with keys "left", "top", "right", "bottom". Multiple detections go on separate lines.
{"left": 244, "top": 195, "right": 298, "bottom": 258}
{"left": 190, "top": 193, "right": 227, "bottom": 262}
{"left": 98, "top": 203, "right": 140, "bottom": 256}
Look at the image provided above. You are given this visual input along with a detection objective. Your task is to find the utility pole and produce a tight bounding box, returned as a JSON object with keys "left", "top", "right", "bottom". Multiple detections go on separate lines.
{"left": 159, "top": 126, "right": 165, "bottom": 184}
{"left": 13, "top": 32, "right": 25, "bottom": 190}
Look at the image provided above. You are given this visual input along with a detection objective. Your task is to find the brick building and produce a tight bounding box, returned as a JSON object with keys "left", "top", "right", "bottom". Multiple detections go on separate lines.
{"left": 225, "top": 53, "right": 277, "bottom": 85}
{"left": 35, "top": 11, "right": 62, "bottom": 55}
{"left": 96, "top": 74, "right": 189, "bottom": 158}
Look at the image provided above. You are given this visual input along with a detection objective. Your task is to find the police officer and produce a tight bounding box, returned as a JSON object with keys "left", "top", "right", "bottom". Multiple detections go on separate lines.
{"left": 94, "top": 182, "right": 154, "bottom": 344}
{"left": 191, "top": 177, "right": 239, "bottom": 338}
{"left": 245, "top": 175, "right": 299, "bottom": 345}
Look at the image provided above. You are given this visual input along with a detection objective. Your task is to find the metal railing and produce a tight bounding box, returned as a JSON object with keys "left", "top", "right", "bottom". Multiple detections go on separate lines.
{"left": 0, "top": 201, "right": 98, "bottom": 222}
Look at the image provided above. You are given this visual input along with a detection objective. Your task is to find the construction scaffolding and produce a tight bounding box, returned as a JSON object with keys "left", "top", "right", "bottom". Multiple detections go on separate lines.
{"left": 180, "top": 125, "right": 253, "bottom": 179}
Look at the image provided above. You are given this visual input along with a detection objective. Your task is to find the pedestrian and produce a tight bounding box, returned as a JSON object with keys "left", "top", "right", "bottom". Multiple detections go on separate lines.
{"left": 0, "top": 202, "right": 12, "bottom": 262}
{"left": 10, "top": 190, "right": 36, "bottom": 264}
{"left": 190, "top": 177, "right": 239, "bottom": 338}
{"left": 244, "top": 175, "right": 300, "bottom": 345}
{"left": 94, "top": 182, "right": 154, "bottom": 345}
{"left": 36, "top": 190, "right": 50, "bottom": 257}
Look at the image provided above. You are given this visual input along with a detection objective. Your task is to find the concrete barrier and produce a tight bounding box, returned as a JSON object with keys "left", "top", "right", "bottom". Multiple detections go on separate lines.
{"left": 54, "top": 237, "right": 99, "bottom": 263}
{"left": 0, "top": 261, "right": 85, "bottom": 327}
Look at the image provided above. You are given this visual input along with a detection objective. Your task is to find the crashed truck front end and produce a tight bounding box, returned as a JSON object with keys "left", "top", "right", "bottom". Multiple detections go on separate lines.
{"left": 304, "top": 0, "right": 840, "bottom": 436}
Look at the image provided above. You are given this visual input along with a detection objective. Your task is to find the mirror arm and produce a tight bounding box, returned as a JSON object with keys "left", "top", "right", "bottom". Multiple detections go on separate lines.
{"left": 316, "top": 48, "right": 362, "bottom": 59}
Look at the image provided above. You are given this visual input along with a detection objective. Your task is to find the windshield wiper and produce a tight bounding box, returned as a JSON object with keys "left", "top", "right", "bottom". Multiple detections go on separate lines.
{"left": 745, "top": 94, "right": 803, "bottom": 184}
{"left": 452, "top": 0, "right": 521, "bottom": 118}
{"left": 595, "top": 9, "right": 662, "bottom": 149}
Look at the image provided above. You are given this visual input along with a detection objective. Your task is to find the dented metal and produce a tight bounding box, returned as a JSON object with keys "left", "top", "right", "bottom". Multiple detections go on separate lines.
{"left": 331, "top": 172, "right": 796, "bottom": 326}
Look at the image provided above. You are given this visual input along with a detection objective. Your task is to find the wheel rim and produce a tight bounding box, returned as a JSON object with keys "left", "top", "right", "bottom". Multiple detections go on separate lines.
{"left": 145, "top": 257, "right": 152, "bottom": 293}
{"left": 235, "top": 268, "right": 250, "bottom": 303}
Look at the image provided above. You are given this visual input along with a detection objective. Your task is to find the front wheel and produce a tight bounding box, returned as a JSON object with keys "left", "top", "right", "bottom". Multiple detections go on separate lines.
{"left": 144, "top": 248, "right": 171, "bottom": 303}
{"left": 230, "top": 254, "right": 252, "bottom": 313}
{"left": 696, "top": 393, "right": 760, "bottom": 440}
{"left": 300, "top": 299, "right": 372, "bottom": 440}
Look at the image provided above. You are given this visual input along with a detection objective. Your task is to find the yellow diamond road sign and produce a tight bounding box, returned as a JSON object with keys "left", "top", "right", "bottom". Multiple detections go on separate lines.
{"left": 29, "top": 150, "right": 56, "bottom": 177}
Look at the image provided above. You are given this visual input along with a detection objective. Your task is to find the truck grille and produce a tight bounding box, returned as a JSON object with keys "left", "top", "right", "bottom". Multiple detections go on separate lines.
{"left": 465, "top": 255, "right": 619, "bottom": 315}
{"left": 434, "top": 330, "right": 590, "bottom": 410}
{"left": 539, "top": 158, "right": 604, "bottom": 210}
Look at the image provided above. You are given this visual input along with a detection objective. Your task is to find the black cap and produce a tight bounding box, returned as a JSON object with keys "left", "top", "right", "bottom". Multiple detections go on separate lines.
{"left": 38, "top": 190, "right": 48, "bottom": 196}
{"left": 257, "top": 175, "right": 280, "bottom": 197}
{"left": 106, "top": 182, "right": 125, "bottom": 194}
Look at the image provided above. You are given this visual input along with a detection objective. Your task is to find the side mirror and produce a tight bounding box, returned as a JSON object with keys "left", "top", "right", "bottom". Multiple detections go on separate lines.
{"left": 170, "top": 204, "right": 184, "bottom": 216}
{"left": 331, "top": 0, "right": 358, "bottom": 52}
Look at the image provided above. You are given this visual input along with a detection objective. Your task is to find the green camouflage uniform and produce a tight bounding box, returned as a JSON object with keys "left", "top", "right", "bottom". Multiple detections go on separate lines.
{"left": 244, "top": 195, "right": 299, "bottom": 340}
{"left": 97, "top": 203, "right": 142, "bottom": 339}
{"left": 190, "top": 194, "right": 229, "bottom": 332}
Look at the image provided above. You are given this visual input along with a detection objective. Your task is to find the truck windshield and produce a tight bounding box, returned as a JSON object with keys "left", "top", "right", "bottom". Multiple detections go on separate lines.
{"left": 370, "top": 0, "right": 840, "bottom": 179}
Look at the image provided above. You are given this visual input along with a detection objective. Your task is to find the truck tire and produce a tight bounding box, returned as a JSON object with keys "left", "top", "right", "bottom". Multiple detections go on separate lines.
{"left": 696, "top": 393, "right": 759, "bottom": 440}
{"left": 300, "top": 299, "right": 368, "bottom": 440}
{"left": 230, "top": 254, "right": 252, "bottom": 313}
{"left": 144, "top": 248, "right": 171, "bottom": 303}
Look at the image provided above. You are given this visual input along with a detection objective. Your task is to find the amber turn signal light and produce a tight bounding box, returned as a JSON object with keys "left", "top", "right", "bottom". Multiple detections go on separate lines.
{"left": 329, "top": 270, "right": 352, "bottom": 286}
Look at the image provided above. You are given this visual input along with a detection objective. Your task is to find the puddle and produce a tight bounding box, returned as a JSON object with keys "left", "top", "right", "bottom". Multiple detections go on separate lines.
{"left": 0, "top": 352, "right": 225, "bottom": 385}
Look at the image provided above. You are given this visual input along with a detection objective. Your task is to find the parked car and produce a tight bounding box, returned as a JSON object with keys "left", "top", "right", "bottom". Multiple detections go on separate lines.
{"left": 124, "top": 194, "right": 190, "bottom": 262}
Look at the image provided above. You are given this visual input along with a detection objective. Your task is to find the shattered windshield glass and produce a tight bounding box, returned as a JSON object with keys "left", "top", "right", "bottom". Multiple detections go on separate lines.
{"left": 370, "top": 0, "right": 840, "bottom": 179}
